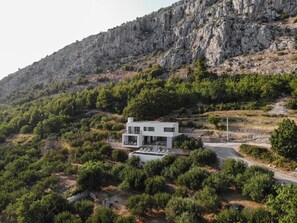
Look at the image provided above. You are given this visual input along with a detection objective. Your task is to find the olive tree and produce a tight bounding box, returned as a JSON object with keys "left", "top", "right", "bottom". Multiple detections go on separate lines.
{"left": 267, "top": 184, "right": 297, "bottom": 222}
{"left": 145, "top": 176, "right": 167, "bottom": 195}
{"left": 77, "top": 161, "right": 108, "bottom": 191}
{"left": 270, "top": 118, "right": 297, "bottom": 160}
{"left": 165, "top": 197, "right": 201, "bottom": 222}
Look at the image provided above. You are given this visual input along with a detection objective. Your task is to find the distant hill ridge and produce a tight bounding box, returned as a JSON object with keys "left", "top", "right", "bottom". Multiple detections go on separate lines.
{"left": 1, "top": 0, "right": 297, "bottom": 99}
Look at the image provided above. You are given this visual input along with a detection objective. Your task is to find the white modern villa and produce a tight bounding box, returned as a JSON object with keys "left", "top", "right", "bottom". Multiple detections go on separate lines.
{"left": 122, "top": 117, "right": 181, "bottom": 163}
{"left": 122, "top": 117, "right": 180, "bottom": 149}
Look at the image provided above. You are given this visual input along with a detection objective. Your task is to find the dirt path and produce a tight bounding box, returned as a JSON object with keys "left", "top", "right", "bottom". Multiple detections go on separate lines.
{"left": 268, "top": 98, "right": 289, "bottom": 116}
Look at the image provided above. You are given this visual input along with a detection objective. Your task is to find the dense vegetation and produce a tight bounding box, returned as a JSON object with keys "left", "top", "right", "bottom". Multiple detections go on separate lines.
{"left": 239, "top": 118, "right": 297, "bottom": 171}
{"left": 1, "top": 63, "right": 297, "bottom": 222}
{"left": 1, "top": 62, "right": 297, "bottom": 141}
{"left": 270, "top": 118, "right": 297, "bottom": 160}
{"left": 239, "top": 144, "right": 297, "bottom": 171}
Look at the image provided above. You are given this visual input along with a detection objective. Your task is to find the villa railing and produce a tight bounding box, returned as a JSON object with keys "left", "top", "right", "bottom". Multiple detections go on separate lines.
{"left": 144, "top": 142, "right": 167, "bottom": 146}
{"left": 124, "top": 141, "right": 138, "bottom": 146}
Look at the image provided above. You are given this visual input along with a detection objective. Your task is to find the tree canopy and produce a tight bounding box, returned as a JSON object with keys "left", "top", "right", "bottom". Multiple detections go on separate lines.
{"left": 270, "top": 118, "right": 297, "bottom": 160}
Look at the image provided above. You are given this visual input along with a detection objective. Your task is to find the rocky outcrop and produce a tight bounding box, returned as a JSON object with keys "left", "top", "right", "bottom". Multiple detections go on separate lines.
{"left": 1, "top": 0, "right": 297, "bottom": 97}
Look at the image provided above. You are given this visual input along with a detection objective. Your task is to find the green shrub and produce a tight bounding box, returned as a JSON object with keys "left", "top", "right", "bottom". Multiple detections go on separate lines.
{"left": 112, "top": 150, "right": 128, "bottom": 162}
{"left": 76, "top": 76, "right": 89, "bottom": 85}
{"left": 208, "top": 115, "right": 220, "bottom": 129}
{"left": 267, "top": 184, "right": 297, "bottom": 222}
{"left": 152, "top": 193, "right": 171, "bottom": 210}
{"left": 286, "top": 98, "right": 297, "bottom": 109}
{"left": 165, "top": 197, "right": 201, "bottom": 222}
{"left": 15, "top": 192, "right": 69, "bottom": 223}
{"left": 163, "top": 157, "right": 192, "bottom": 180}
{"left": 262, "top": 104, "right": 273, "bottom": 112}
{"left": 115, "top": 216, "right": 137, "bottom": 223}
{"left": 235, "top": 165, "right": 274, "bottom": 190}
{"left": 144, "top": 160, "right": 165, "bottom": 176}
{"left": 272, "top": 155, "right": 297, "bottom": 171}
{"left": 126, "top": 194, "right": 153, "bottom": 215}
{"left": 0, "top": 134, "right": 5, "bottom": 143}
{"left": 173, "top": 186, "right": 188, "bottom": 198}
{"left": 203, "top": 173, "right": 231, "bottom": 193}
{"left": 120, "top": 167, "right": 147, "bottom": 191}
{"left": 270, "top": 119, "right": 297, "bottom": 160}
{"left": 222, "top": 159, "right": 247, "bottom": 177}
{"left": 73, "top": 199, "right": 93, "bottom": 222}
{"left": 79, "top": 151, "right": 103, "bottom": 164}
{"left": 193, "top": 186, "right": 220, "bottom": 212}
{"left": 77, "top": 161, "right": 108, "bottom": 191}
{"left": 123, "top": 63, "right": 134, "bottom": 71}
{"left": 111, "top": 163, "right": 126, "bottom": 180}
{"left": 99, "top": 144, "right": 112, "bottom": 157}
{"left": 279, "top": 12, "right": 289, "bottom": 20}
{"left": 126, "top": 156, "right": 140, "bottom": 167}
{"left": 216, "top": 209, "right": 243, "bottom": 223}
{"left": 145, "top": 176, "right": 167, "bottom": 195}
{"left": 242, "top": 174, "right": 275, "bottom": 202}
{"left": 190, "top": 149, "right": 217, "bottom": 166}
{"left": 20, "top": 125, "right": 32, "bottom": 134}
{"left": 87, "top": 206, "right": 117, "bottom": 223}
{"left": 162, "top": 154, "right": 177, "bottom": 166}
{"left": 147, "top": 64, "right": 164, "bottom": 78}
{"left": 174, "top": 212, "right": 195, "bottom": 223}
{"left": 239, "top": 145, "right": 297, "bottom": 171}
{"left": 178, "top": 107, "right": 187, "bottom": 117}
{"left": 174, "top": 135, "right": 203, "bottom": 151}
{"left": 54, "top": 211, "right": 82, "bottom": 223}
{"left": 242, "top": 207, "right": 272, "bottom": 223}
{"left": 176, "top": 167, "right": 210, "bottom": 190}
{"left": 239, "top": 144, "right": 274, "bottom": 162}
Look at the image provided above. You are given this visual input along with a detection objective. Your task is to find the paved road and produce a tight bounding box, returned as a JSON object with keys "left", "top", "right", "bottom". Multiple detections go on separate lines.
{"left": 204, "top": 143, "right": 297, "bottom": 184}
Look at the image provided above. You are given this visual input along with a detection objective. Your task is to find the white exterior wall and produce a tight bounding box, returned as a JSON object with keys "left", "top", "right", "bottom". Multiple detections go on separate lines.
{"left": 126, "top": 122, "right": 179, "bottom": 138}
{"left": 167, "top": 137, "right": 173, "bottom": 148}
{"left": 122, "top": 118, "right": 180, "bottom": 149}
{"left": 129, "top": 152, "right": 166, "bottom": 163}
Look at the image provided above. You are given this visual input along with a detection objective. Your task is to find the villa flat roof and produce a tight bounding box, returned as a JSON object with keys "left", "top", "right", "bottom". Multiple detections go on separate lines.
{"left": 127, "top": 121, "right": 177, "bottom": 124}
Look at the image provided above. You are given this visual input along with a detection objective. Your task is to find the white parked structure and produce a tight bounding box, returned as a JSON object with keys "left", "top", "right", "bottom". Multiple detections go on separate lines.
{"left": 122, "top": 117, "right": 180, "bottom": 149}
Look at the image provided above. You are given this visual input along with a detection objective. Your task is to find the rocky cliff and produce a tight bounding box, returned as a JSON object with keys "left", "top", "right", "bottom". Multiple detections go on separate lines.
{"left": 1, "top": 0, "right": 297, "bottom": 98}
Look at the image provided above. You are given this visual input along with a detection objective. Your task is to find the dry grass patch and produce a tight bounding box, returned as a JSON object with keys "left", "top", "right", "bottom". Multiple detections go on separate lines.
{"left": 269, "top": 56, "right": 279, "bottom": 62}
{"left": 95, "top": 186, "right": 135, "bottom": 218}
{"left": 290, "top": 54, "right": 297, "bottom": 62}
{"left": 181, "top": 109, "right": 297, "bottom": 143}
{"left": 9, "top": 134, "right": 33, "bottom": 144}
{"left": 221, "top": 192, "right": 264, "bottom": 209}
{"left": 55, "top": 173, "right": 77, "bottom": 194}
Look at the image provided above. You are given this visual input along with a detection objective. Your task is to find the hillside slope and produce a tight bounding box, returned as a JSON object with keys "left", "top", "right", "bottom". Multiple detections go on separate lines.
{"left": 1, "top": 0, "right": 297, "bottom": 99}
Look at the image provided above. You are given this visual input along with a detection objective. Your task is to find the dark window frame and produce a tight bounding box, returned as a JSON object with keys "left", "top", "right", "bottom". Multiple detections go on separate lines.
{"left": 148, "top": 127, "right": 155, "bottom": 132}
{"left": 164, "top": 127, "right": 175, "bottom": 132}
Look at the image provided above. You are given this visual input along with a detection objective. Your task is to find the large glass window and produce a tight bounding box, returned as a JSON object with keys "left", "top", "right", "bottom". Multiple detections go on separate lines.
{"left": 144, "top": 127, "right": 155, "bottom": 131}
{"left": 148, "top": 127, "right": 155, "bottom": 131}
{"left": 128, "top": 126, "right": 140, "bottom": 134}
{"left": 164, "top": 127, "right": 175, "bottom": 132}
{"left": 134, "top": 127, "right": 140, "bottom": 134}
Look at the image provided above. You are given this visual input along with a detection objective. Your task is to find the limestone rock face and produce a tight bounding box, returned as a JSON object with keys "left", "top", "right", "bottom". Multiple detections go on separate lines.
{"left": 1, "top": 0, "right": 297, "bottom": 97}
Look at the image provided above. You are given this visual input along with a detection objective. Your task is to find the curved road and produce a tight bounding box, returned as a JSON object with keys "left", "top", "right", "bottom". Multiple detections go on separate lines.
{"left": 204, "top": 143, "right": 297, "bottom": 184}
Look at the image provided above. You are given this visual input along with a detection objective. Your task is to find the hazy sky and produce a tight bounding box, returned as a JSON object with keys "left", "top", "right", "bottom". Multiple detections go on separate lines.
{"left": 0, "top": 0, "right": 179, "bottom": 80}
